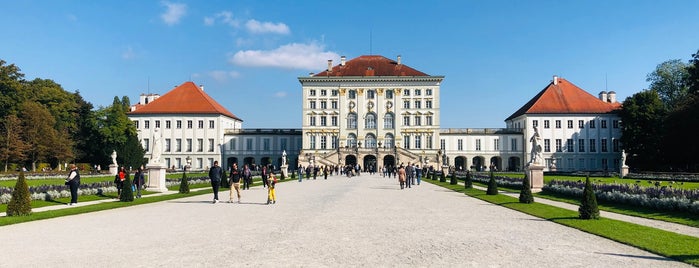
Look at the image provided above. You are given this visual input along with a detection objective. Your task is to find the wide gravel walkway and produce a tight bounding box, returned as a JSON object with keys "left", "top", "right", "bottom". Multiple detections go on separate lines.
{"left": 0, "top": 174, "right": 691, "bottom": 267}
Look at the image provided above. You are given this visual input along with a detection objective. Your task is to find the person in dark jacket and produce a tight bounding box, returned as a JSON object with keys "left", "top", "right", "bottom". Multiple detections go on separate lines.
{"left": 65, "top": 164, "right": 81, "bottom": 205}
{"left": 209, "top": 161, "right": 223, "bottom": 204}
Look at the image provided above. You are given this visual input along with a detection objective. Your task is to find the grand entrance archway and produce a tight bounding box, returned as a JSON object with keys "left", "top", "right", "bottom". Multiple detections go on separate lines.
{"left": 363, "top": 155, "right": 377, "bottom": 172}
{"left": 455, "top": 156, "right": 467, "bottom": 171}
{"left": 489, "top": 156, "right": 502, "bottom": 171}
{"left": 345, "top": 155, "right": 357, "bottom": 166}
{"left": 383, "top": 155, "right": 396, "bottom": 169}
{"left": 508, "top": 157, "right": 521, "bottom": 172}
{"left": 472, "top": 156, "right": 485, "bottom": 171}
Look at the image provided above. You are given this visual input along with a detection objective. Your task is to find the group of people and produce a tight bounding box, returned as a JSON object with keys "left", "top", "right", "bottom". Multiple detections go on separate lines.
{"left": 208, "top": 161, "right": 277, "bottom": 205}
{"left": 394, "top": 163, "right": 429, "bottom": 189}
{"left": 113, "top": 166, "right": 146, "bottom": 199}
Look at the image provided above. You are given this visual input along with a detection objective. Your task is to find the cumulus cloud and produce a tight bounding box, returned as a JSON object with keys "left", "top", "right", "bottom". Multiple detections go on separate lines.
{"left": 160, "top": 1, "right": 187, "bottom": 26}
{"left": 208, "top": 70, "right": 241, "bottom": 82}
{"left": 245, "top": 19, "right": 290, "bottom": 35}
{"left": 204, "top": 11, "right": 239, "bottom": 27}
{"left": 229, "top": 42, "right": 339, "bottom": 70}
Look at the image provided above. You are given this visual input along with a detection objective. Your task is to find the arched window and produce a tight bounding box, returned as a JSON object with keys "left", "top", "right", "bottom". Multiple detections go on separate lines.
{"left": 365, "top": 134, "right": 377, "bottom": 148}
{"left": 365, "top": 113, "right": 377, "bottom": 129}
{"left": 347, "top": 133, "right": 357, "bottom": 148}
{"left": 384, "top": 134, "right": 394, "bottom": 148}
{"left": 383, "top": 113, "right": 394, "bottom": 129}
{"left": 347, "top": 113, "right": 357, "bottom": 129}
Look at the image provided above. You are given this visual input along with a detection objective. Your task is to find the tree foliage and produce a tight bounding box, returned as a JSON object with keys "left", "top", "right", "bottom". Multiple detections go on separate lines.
{"left": 518, "top": 173, "right": 534, "bottom": 203}
{"left": 464, "top": 171, "right": 473, "bottom": 189}
{"left": 578, "top": 176, "right": 600, "bottom": 220}
{"left": 179, "top": 172, "right": 190, "bottom": 194}
{"left": 486, "top": 170, "right": 498, "bottom": 195}
{"left": 646, "top": 59, "right": 690, "bottom": 110}
{"left": 619, "top": 90, "right": 666, "bottom": 170}
{"left": 6, "top": 171, "right": 32, "bottom": 216}
{"left": 119, "top": 173, "right": 134, "bottom": 202}
{"left": 0, "top": 114, "right": 29, "bottom": 172}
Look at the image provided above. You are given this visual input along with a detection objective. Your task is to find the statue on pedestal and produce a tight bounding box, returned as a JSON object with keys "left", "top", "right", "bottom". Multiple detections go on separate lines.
{"left": 621, "top": 149, "right": 627, "bottom": 167}
{"left": 529, "top": 126, "right": 542, "bottom": 165}
{"left": 111, "top": 150, "right": 117, "bottom": 165}
{"left": 282, "top": 150, "right": 287, "bottom": 166}
{"left": 151, "top": 128, "right": 162, "bottom": 165}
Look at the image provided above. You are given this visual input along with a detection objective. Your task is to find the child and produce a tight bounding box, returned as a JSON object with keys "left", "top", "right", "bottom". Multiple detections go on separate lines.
{"left": 267, "top": 172, "right": 277, "bottom": 205}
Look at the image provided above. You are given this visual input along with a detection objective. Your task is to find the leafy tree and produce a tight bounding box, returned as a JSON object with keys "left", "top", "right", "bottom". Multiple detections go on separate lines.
{"left": 220, "top": 168, "right": 229, "bottom": 188}
{"left": 578, "top": 176, "right": 600, "bottom": 219}
{"left": 7, "top": 172, "right": 31, "bottom": 216}
{"left": 179, "top": 172, "right": 190, "bottom": 194}
{"left": 646, "top": 59, "right": 690, "bottom": 110}
{"left": 0, "top": 60, "right": 25, "bottom": 117}
{"left": 664, "top": 50, "right": 699, "bottom": 171}
{"left": 72, "top": 92, "right": 103, "bottom": 164}
{"left": 687, "top": 49, "right": 699, "bottom": 96}
{"left": 486, "top": 170, "right": 498, "bottom": 195}
{"left": 0, "top": 115, "right": 29, "bottom": 172}
{"left": 119, "top": 172, "right": 134, "bottom": 202}
{"left": 619, "top": 90, "right": 666, "bottom": 170}
{"left": 20, "top": 102, "right": 64, "bottom": 171}
{"left": 464, "top": 171, "right": 473, "bottom": 189}
{"left": 518, "top": 173, "right": 534, "bottom": 203}
{"left": 120, "top": 130, "right": 145, "bottom": 170}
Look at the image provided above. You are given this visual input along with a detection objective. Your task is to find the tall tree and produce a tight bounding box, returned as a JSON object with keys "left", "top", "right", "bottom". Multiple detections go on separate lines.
{"left": 0, "top": 114, "right": 29, "bottom": 172}
{"left": 20, "top": 102, "right": 63, "bottom": 171}
{"left": 0, "top": 60, "right": 25, "bottom": 118}
{"left": 646, "top": 59, "right": 690, "bottom": 110}
{"left": 664, "top": 49, "right": 699, "bottom": 171}
{"left": 619, "top": 90, "right": 667, "bottom": 170}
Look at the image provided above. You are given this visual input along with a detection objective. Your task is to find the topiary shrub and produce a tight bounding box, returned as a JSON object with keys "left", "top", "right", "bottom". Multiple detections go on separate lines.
{"left": 220, "top": 169, "right": 229, "bottom": 188}
{"left": 579, "top": 176, "right": 600, "bottom": 219}
{"left": 439, "top": 171, "right": 447, "bottom": 183}
{"left": 179, "top": 172, "right": 190, "bottom": 194}
{"left": 290, "top": 172, "right": 295, "bottom": 180}
{"left": 519, "top": 173, "right": 534, "bottom": 203}
{"left": 120, "top": 173, "right": 134, "bottom": 202}
{"left": 465, "top": 171, "right": 473, "bottom": 189}
{"left": 7, "top": 172, "right": 32, "bottom": 216}
{"left": 486, "top": 170, "right": 498, "bottom": 195}
{"left": 449, "top": 171, "right": 457, "bottom": 185}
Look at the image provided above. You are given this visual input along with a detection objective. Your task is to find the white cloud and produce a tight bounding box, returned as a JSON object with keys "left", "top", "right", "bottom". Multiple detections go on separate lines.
{"left": 229, "top": 42, "right": 339, "bottom": 70}
{"left": 245, "top": 19, "right": 290, "bottom": 35}
{"left": 122, "top": 46, "right": 136, "bottom": 60}
{"left": 208, "top": 70, "right": 242, "bottom": 82}
{"left": 160, "top": 1, "right": 187, "bottom": 26}
{"left": 274, "top": 91, "right": 287, "bottom": 98}
{"left": 204, "top": 11, "right": 239, "bottom": 27}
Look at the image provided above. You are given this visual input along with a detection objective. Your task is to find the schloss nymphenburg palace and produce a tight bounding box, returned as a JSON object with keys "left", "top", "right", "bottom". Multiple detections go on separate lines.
{"left": 128, "top": 55, "right": 623, "bottom": 173}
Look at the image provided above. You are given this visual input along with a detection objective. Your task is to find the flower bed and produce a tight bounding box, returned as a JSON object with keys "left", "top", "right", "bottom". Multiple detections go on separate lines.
{"left": 470, "top": 174, "right": 523, "bottom": 189}
{"left": 543, "top": 180, "right": 699, "bottom": 214}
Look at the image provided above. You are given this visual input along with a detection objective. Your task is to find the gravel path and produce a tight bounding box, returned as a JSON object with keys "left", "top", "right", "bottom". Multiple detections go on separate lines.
{"left": 0, "top": 174, "right": 691, "bottom": 267}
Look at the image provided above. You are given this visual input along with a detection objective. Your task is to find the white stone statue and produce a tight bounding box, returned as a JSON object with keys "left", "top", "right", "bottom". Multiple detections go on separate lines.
{"left": 151, "top": 128, "right": 162, "bottom": 164}
{"left": 281, "top": 150, "right": 287, "bottom": 166}
{"left": 621, "top": 149, "right": 627, "bottom": 167}
{"left": 111, "top": 150, "right": 117, "bottom": 165}
{"left": 529, "top": 126, "right": 542, "bottom": 165}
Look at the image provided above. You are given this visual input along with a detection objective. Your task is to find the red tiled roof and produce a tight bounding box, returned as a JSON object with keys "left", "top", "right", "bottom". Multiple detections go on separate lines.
{"left": 506, "top": 77, "right": 621, "bottom": 121}
{"left": 128, "top": 81, "right": 242, "bottom": 121}
{"left": 313, "top": 55, "right": 428, "bottom": 77}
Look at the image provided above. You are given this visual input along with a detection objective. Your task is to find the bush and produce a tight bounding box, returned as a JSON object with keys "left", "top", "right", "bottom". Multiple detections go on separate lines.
{"left": 519, "top": 173, "right": 534, "bottom": 203}
{"left": 439, "top": 171, "right": 447, "bottom": 183}
{"left": 579, "top": 176, "right": 600, "bottom": 219}
{"left": 464, "top": 171, "right": 473, "bottom": 189}
{"left": 431, "top": 171, "right": 436, "bottom": 180}
{"left": 220, "top": 169, "right": 229, "bottom": 188}
{"left": 486, "top": 171, "right": 498, "bottom": 195}
{"left": 450, "top": 171, "right": 457, "bottom": 185}
{"left": 179, "top": 172, "right": 190, "bottom": 194}
{"left": 7, "top": 172, "right": 32, "bottom": 216}
{"left": 120, "top": 173, "right": 134, "bottom": 202}
{"left": 291, "top": 172, "right": 296, "bottom": 180}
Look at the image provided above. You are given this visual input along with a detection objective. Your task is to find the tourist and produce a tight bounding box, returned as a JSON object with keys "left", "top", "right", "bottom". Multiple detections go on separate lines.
{"left": 297, "top": 165, "right": 303, "bottom": 182}
{"left": 115, "top": 166, "right": 126, "bottom": 198}
{"left": 324, "top": 166, "right": 329, "bottom": 180}
{"left": 65, "top": 164, "right": 80, "bottom": 205}
{"left": 209, "top": 161, "right": 223, "bottom": 204}
{"left": 398, "top": 164, "right": 406, "bottom": 189}
{"left": 229, "top": 163, "right": 242, "bottom": 203}
{"left": 405, "top": 162, "right": 413, "bottom": 188}
{"left": 267, "top": 172, "right": 277, "bottom": 205}
{"left": 243, "top": 164, "right": 252, "bottom": 190}
{"left": 261, "top": 165, "right": 268, "bottom": 188}
{"left": 416, "top": 165, "right": 422, "bottom": 186}
{"left": 134, "top": 167, "right": 145, "bottom": 198}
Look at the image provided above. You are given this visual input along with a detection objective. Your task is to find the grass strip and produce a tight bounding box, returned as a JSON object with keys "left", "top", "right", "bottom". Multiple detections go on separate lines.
{"left": 426, "top": 179, "right": 699, "bottom": 266}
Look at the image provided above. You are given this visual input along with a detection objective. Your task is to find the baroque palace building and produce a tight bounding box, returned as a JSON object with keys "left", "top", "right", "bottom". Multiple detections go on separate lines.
{"left": 128, "top": 54, "right": 622, "bottom": 173}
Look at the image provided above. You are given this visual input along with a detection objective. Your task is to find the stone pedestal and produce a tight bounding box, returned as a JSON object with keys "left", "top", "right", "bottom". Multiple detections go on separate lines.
{"left": 441, "top": 165, "right": 449, "bottom": 175}
{"left": 146, "top": 164, "right": 169, "bottom": 192}
{"left": 280, "top": 164, "right": 289, "bottom": 179}
{"left": 109, "top": 164, "right": 118, "bottom": 176}
{"left": 620, "top": 166, "right": 629, "bottom": 178}
{"left": 525, "top": 164, "right": 545, "bottom": 192}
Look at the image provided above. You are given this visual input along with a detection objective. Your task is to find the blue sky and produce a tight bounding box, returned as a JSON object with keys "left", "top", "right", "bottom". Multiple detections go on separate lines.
{"left": 2, "top": 0, "right": 698, "bottom": 128}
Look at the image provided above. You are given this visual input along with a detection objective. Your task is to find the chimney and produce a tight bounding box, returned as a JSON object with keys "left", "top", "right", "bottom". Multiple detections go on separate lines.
{"left": 309, "top": 72, "right": 314, "bottom": 76}
{"left": 607, "top": 91, "right": 617, "bottom": 103}
{"left": 599, "top": 91, "right": 608, "bottom": 102}
{"left": 397, "top": 55, "right": 402, "bottom": 65}
{"left": 327, "top": 60, "right": 333, "bottom": 72}
{"left": 199, "top": 84, "right": 204, "bottom": 91}
{"left": 553, "top": 75, "right": 559, "bottom": 85}
{"left": 341, "top": 56, "right": 346, "bottom": 66}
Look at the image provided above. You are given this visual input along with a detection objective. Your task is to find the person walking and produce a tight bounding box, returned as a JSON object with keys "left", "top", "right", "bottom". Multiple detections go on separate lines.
{"left": 416, "top": 164, "right": 422, "bottom": 186}
{"left": 134, "top": 167, "right": 145, "bottom": 198}
{"left": 324, "top": 166, "right": 329, "bottom": 180}
{"left": 297, "top": 166, "right": 303, "bottom": 182}
{"left": 65, "top": 164, "right": 80, "bottom": 205}
{"left": 115, "top": 166, "right": 126, "bottom": 198}
{"left": 398, "top": 165, "right": 406, "bottom": 190}
{"left": 405, "top": 162, "right": 413, "bottom": 188}
{"left": 261, "top": 165, "right": 268, "bottom": 188}
{"left": 209, "top": 161, "right": 223, "bottom": 204}
{"left": 267, "top": 172, "right": 277, "bottom": 205}
{"left": 229, "top": 163, "right": 242, "bottom": 203}
{"left": 242, "top": 164, "right": 252, "bottom": 190}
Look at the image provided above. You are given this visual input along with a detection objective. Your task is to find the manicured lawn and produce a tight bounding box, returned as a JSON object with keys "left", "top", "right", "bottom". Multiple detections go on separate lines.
{"left": 426, "top": 179, "right": 699, "bottom": 266}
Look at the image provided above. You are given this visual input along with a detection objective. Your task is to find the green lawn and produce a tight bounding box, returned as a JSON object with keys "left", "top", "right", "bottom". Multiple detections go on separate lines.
{"left": 426, "top": 179, "right": 699, "bottom": 266}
